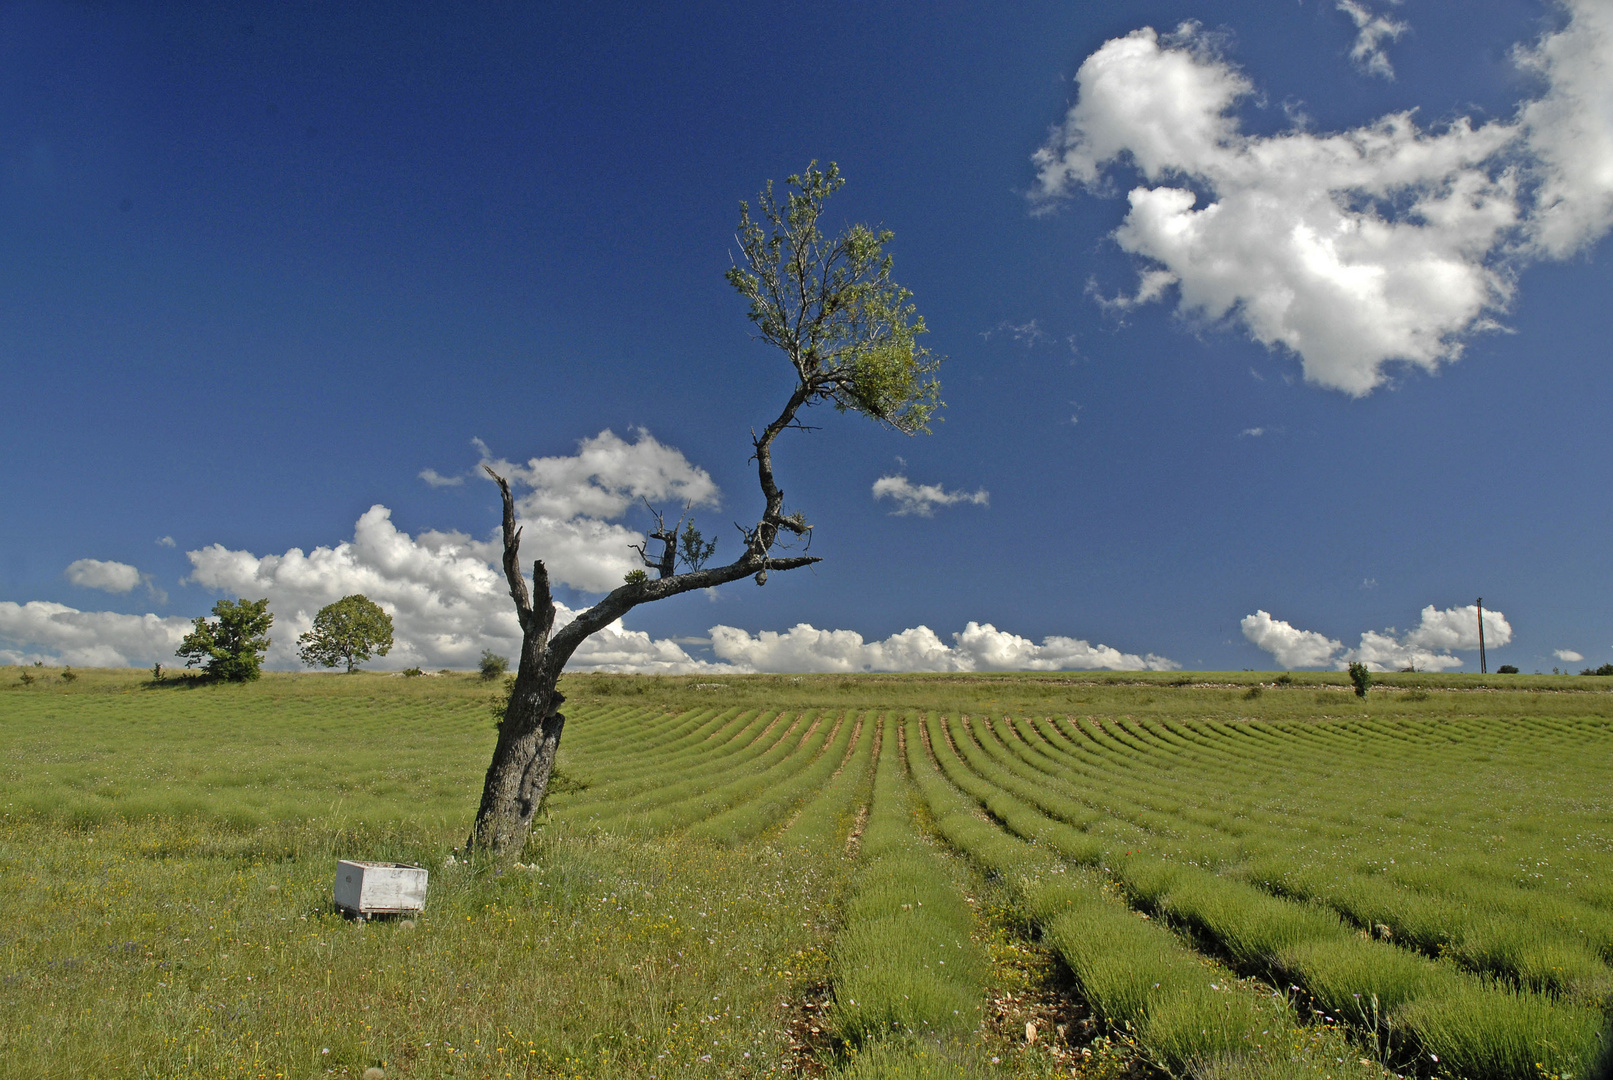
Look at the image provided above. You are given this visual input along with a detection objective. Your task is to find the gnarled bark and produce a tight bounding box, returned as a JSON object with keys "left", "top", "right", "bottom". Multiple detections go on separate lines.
{"left": 468, "top": 392, "right": 820, "bottom": 856}
{"left": 468, "top": 164, "right": 938, "bottom": 856}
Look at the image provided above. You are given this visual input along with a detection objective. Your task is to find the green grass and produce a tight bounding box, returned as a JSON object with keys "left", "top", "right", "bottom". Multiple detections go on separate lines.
{"left": 6, "top": 666, "right": 1613, "bottom": 1079}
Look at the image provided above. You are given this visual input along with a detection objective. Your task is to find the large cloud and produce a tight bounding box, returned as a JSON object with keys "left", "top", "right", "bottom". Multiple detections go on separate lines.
{"left": 1239, "top": 610, "right": 1344, "bottom": 669}
{"left": 472, "top": 429, "right": 722, "bottom": 592}
{"left": 710, "top": 621, "right": 1176, "bottom": 673}
{"left": 1242, "top": 603, "right": 1512, "bottom": 671}
{"left": 1033, "top": 2, "right": 1613, "bottom": 395}
{"left": 0, "top": 602, "right": 192, "bottom": 667}
{"left": 1517, "top": 0, "right": 1613, "bottom": 257}
{"left": 182, "top": 504, "right": 734, "bottom": 674}
{"left": 6, "top": 503, "right": 1174, "bottom": 673}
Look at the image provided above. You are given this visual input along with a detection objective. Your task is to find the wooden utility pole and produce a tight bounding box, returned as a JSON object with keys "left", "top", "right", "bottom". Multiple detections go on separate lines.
{"left": 1477, "top": 597, "right": 1487, "bottom": 674}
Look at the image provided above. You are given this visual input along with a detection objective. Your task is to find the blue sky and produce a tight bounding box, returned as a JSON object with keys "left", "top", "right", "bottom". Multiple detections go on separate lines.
{"left": 2, "top": 0, "right": 1610, "bottom": 674}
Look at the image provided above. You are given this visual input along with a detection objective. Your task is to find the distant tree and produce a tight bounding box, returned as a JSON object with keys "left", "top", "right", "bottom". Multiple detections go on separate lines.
{"left": 297, "top": 594, "right": 395, "bottom": 673}
{"left": 1348, "top": 661, "right": 1372, "bottom": 698}
{"left": 478, "top": 650, "right": 510, "bottom": 681}
{"left": 1580, "top": 663, "right": 1613, "bottom": 676}
{"left": 469, "top": 162, "right": 942, "bottom": 856}
{"left": 177, "top": 598, "right": 274, "bottom": 682}
{"left": 1496, "top": 664, "right": 1519, "bottom": 674}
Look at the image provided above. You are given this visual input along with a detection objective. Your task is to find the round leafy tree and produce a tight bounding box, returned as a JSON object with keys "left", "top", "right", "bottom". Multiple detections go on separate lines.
{"left": 177, "top": 597, "right": 274, "bottom": 682}
{"left": 297, "top": 594, "right": 395, "bottom": 673}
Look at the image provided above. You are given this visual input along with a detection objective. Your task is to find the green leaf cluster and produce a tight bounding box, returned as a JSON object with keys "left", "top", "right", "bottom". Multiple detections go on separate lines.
{"left": 295, "top": 594, "right": 394, "bottom": 673}
{"left": 177, "top": 597, "right": 274, "bottom": 682}
{"left": 678, "top": 519, "right": 717, "bottom": 572}
{"left": 725, "top": 162, "right": 942, "bottom": 434}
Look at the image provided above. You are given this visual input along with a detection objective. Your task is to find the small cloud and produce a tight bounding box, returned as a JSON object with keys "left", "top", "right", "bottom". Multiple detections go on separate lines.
{"left": 872, "top": 474, "right": 990, "bottom": 517}
{"left": 1240, "top": 427, "right": 1265, "bottom": 438}
{"left": 1361, "top": 577, "right": 1378, "bottom": 590}
{"left": 1554, "top": 648, "right": 1584, "bottom": 663}
{"left": 1337, "top": 0, "right": 1409, "bottom": 80}
{"left": 419, "top": 468, "right": 465, "bottom": 488}
{"left": 65, "top": 558, "right": 166, "bottom": 606}
{"left": 1249, "top": 368, "right": 1265, "bottom": 382}
{"left": 981, "top": 319, "right": 1049, "bottom": 347}
{"left": 66, "top": 558, "right": 141, "bottom": 594}
{"left": 156, "top": 536, "right": 176, "bottom": 548}
{"left": 1090, "top": 268, "right": 1178, "bottom": 314}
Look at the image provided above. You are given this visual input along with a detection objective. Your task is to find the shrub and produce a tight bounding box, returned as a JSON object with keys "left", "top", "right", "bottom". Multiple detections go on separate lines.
{"left": 151, "top": 663, "right": 165, "bottom": 681}
{"left": 1496, "top": 664, "right": 1519, "bottom": 674}
{"left": 401, "top": 666, "right": 424, "bottom": 677}
{"left": 18, "top": 670, "right": 34, "bottom": 686}
{"left": 59, "top": 666, "right": 77, "bottom": 683}
{"left": 1274, "top": 673, "right": 1293, "bottom": 685}
{"left": 1243, "top": 685, "right": 1263, "bottom": 700}
{"left": 478, "top": 650, "right": 509, "bottom": 681}
{"left": 1579, "top": 663, "right": 1613, "bottom": 676}
{"left": 1348, "top": 662, "right": 1371, "bottom": 698}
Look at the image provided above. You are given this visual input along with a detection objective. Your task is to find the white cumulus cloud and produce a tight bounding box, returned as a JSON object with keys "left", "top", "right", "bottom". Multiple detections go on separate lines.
{"left": 1033, "top": 2, "right": 1613, "bottom": 395}
{"left": 65, "top": 558, "right": 142, "bottom": 594}
{"left": 181, "top": 504, "right": 728, "bottom": 673}
{"left": 709, "top": 620, "right": 1175, "bottom": 673}
{"left": 1517, "top": 0, "right": 1613, "bottom": 257}
{"left": 1240, "top": 610, "right": 1344, "bottom": 669}
{"left": 475, "top": 429, "right": 722, "bottom": 591}
{"left": 0, "top": 602, "right": 192, "bottom": 667}
{"left": 8, "top": 506, "right": 1169, "bottom": 676}
{"left": 1242, "top": 602, "right": 1512, "bottom": 671}
{"left": 872, "top": 474, "right": 990, "bottom": 516}
{"left": 65, "top": 558, "right": 167, "bottom": 605}
{"left": 1555, "top": 648, "right": 1584, "bottom": 662}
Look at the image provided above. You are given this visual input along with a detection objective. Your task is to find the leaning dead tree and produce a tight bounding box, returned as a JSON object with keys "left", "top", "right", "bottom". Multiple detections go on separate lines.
{"left": 469, "top": 162, "right": 942, "bottom": 855}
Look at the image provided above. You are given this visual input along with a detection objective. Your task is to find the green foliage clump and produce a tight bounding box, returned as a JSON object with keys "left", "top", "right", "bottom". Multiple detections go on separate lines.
{"left": 1348, "top": 661, "right": 1372, "bottom": 697}
{"left": 59, "top": 666, "right": 76, "bottom": 683}
{"left": 622, "top": 568, "right": 648, "bottom": 584}
{"left": 1580, "top": 663, "right": 1613, "bottom": 676}
{"left": 177, "top": 597, "right": 273, "bottom": 682}
{"left": 1496, "top": 664, "right": 1519, "bottom": 674}
{"left": 477, "top": 650, "right": 509, "bottom": 681}
{"left": 677, "top": 519, "right": 717, "bottom": 572}
{"left": 18, "top": 669, "right": 34, "bottom": 686}
{"left": 296, "top": 594, "right": 394, "bottom": 673}
{"left": 726, "top": 162, "right": 943, "bottom": 435}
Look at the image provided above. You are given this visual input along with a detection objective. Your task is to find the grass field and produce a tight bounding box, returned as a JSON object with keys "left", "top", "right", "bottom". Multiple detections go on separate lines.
{"left": 3, "top": 666, "right": 1612, "bottom": 1079}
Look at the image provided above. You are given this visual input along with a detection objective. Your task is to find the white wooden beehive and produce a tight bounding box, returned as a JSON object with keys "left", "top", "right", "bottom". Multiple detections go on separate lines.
{"left": 333, "top": 860, "right": 428, "bottom": 916}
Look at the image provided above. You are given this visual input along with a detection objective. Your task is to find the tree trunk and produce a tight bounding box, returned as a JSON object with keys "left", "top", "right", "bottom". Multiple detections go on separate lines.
{"left": 468, "top": 665, "right": 565, "bottom": 854}
{"left": 468, "top": 398, "right": 819, "bottom": 856}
